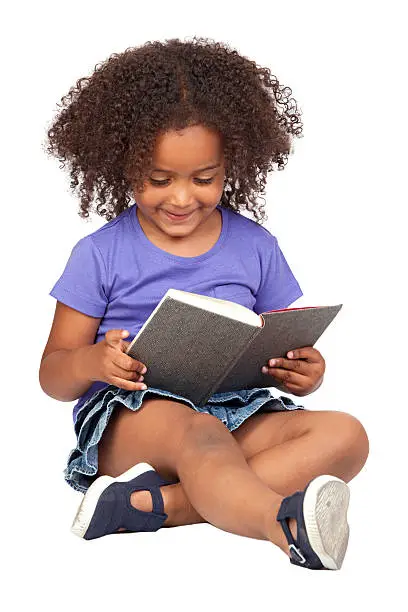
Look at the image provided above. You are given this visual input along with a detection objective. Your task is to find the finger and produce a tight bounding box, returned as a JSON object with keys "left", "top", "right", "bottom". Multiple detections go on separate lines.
{"left": 120, "top": 340, "right": 148, "bottom": 373}
{"left": 264, "top": 367, "right": 306, "bottom": 389}
{"left": 265, "top": 357, "right": 309, "bottom": 373}
{"left": 106, "top": 332, "right": 146, "bottom": 374}
{"left": 113, "top": 354, "right": 147, "bottom": 375}
{"left": 110, "top": 375, "right": 147, "bottom": 391}
{"left": 287, "top": 347, "right": 321, "bottom": 363}
{"left": 106, "top": 329, "right": 129, "bottom": 347}
{"left": 110, "top": 357, "right": 146, "bottom": 383}
{"left": 121, "top": 340, "right": 135, "bottom": 354}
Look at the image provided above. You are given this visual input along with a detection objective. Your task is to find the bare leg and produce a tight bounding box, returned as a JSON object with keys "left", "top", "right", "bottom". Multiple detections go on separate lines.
{"left": 131, "top": 424, "right": 366, "bottom": 540}
{"left": 167, "top": 415, "right": 290, "bottom": 553}
{"left": 117, "top": 414, "right": 293, "bottom": 554}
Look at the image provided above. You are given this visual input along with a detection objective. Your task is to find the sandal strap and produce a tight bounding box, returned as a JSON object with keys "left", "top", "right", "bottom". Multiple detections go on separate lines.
{"left": 132, "top": 485, "right": 164, "bottom": 514}
{"left": 120, "top": 482, "right": 168, "bottom": 532}
{"left": 128, "top": 470, "right": 174, "bottom": 514}
{"left": 277, "top": 492, "right": 307, "bottom": 565}
{"left": 120, "top": 471, "right": 173, "bottom": 532}
{"left": 136, "top": 509, "right": 168, "bottom": 532}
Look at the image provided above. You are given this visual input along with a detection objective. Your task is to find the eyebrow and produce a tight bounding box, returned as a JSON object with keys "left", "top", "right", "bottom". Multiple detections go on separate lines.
{"left": 151, "top": 164, "right": 221, "bottom": 173}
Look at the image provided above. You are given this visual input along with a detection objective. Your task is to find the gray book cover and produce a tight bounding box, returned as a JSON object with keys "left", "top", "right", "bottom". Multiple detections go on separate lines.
{"left": 216, "top": 304, "right": 342, "bottom": 394}
{"left": 126, "top": 291, "right": 342, "bottom": 407}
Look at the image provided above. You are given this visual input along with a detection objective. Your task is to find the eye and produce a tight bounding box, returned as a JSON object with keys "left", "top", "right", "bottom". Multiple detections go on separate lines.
{"left": 149, "top": 177, "right": 215, "bottom": 187}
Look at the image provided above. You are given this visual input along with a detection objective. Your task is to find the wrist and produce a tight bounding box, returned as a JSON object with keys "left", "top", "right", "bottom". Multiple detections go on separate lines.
{"left": 73, "top": 344, "right": 96, "bottom": 383}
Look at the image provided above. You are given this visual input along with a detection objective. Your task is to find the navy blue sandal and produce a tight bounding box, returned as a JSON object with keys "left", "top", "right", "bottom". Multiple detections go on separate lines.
{"left": 71, "top": 462, "right": 178, "bottom": 540}
{"left": 277, "top": 474, "right": 350, "bottom": 570}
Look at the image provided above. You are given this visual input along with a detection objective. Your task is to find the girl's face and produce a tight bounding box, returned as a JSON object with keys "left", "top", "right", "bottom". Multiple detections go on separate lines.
{"left": 133, "top": 124, "right": 226, "bottom": 241}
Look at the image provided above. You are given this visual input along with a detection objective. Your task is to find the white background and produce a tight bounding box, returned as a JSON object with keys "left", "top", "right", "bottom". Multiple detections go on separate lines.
{"left": 2, "top": 0, "right": 406, "bottom": 609}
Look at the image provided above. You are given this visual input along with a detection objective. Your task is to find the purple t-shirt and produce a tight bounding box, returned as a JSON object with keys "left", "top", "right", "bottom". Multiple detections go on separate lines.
{"left": 49, "top": 203, "right": 303, "bottom": 423}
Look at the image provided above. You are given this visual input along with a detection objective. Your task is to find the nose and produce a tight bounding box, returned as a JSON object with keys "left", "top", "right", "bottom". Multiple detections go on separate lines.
{"left": 168, "top": 185, "right": 195, "bottom": 210}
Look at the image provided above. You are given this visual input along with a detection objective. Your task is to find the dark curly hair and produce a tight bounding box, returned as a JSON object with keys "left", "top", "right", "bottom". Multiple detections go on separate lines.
{"left": 44, "top": 36, "right": 303, "bottom": 224}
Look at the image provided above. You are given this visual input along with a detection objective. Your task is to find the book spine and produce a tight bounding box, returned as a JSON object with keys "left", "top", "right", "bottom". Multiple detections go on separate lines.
{"left": 196, "top": 326, "right": 262, "bottom": 406}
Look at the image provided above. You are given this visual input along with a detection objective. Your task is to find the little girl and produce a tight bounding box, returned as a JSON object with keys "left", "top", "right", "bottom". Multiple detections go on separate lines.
{"left": 39, "top": 36, "right": 369, "bottom": 570}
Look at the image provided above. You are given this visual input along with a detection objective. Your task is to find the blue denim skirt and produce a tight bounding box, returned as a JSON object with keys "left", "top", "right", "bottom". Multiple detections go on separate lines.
{"left": 64, "top": 384, "right": 305, "bottom": 494}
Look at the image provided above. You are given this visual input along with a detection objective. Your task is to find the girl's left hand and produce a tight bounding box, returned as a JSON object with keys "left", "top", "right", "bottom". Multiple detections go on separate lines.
{"left": 261, "top": 346, "right": 325, "bottom": 396}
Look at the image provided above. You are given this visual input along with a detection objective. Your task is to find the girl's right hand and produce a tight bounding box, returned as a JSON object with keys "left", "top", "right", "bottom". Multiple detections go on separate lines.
{"left": 87, "top": 329, "right": 147, "bottom": 391}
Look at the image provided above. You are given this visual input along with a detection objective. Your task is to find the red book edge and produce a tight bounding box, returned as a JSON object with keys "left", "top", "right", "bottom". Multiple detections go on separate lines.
{"left": 263, "top": 306, "right": 319, "bottom": 314}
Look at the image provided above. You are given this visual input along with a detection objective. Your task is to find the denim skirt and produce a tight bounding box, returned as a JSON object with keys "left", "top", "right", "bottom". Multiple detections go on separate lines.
{"left": 64, "top": 384, "right": 306, "bottom": 494}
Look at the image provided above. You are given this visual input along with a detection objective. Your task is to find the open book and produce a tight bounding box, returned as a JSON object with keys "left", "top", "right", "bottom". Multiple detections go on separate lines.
{"left": 125, "top": 289, "right": 342, "bottom": 407}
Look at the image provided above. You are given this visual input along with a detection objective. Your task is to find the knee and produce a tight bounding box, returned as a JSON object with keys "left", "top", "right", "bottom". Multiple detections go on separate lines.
{"left": 181, "top": 413, "right": 230, "bottom": 450}
{"left": 175, "top": 413, "right": 234, "bottom": 474}
{"left": 327, "top": 411, "right": 370, "bottom": 471}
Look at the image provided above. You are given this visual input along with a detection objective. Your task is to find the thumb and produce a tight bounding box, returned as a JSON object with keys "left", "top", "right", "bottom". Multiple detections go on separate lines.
{"left": 106, "top": 329, "right": 129, "bottom": 347}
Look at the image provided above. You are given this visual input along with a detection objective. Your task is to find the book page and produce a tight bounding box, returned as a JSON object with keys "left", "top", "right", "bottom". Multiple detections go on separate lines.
{"left": 167, "top": 289, "right": 261, "bottom": 327}
{"left": 126, "top": 288, "right": 262, "bottom": 355}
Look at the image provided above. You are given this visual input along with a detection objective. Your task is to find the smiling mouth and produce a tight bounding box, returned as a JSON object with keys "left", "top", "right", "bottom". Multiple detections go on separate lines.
{"left": 164, "top": 210, "right": 195, "bottom": 221}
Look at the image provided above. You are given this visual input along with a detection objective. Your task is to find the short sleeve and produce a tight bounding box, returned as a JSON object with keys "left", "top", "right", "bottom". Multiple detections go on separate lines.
{"left": 254, "top": 234, "right": 303, "bottom": 314}
{"left": 49, "top": 236, "right": 108, "bottom": 317}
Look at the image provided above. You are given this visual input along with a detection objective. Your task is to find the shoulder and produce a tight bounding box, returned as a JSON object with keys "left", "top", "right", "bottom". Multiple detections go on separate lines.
{"left": 73, "top": 204, "right": 135, "bottom": 257}
{"left": 223, "top": 206, "right": 277, "bottom": 250}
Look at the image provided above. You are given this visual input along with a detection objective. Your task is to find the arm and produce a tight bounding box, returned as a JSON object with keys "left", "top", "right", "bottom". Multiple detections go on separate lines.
{"left": 39, "top": 346, "right": 95, "bottom": 402}
{"left": 38, "top": 301, "right": 102, "bottom": 402}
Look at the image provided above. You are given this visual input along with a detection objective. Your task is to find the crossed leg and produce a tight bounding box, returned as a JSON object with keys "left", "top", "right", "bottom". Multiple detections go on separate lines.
{"left": 97, "top": 399, "right": 369, "bottom": 537}
{"left": 128, "top": 408, "right": 369, "bottom": 528}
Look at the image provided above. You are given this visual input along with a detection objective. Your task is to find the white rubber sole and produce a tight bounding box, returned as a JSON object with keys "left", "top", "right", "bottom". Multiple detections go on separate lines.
{"left": 302, "top": 474, "right": 350, "bottom": 570}
{"left": 71, "top": 462, "right": 155, "bottom": 539}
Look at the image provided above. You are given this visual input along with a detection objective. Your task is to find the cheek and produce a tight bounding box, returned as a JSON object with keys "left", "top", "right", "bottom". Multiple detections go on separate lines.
{"left": 138, "top": 184, "right": 223, "bottom": 205}
{"left": 134, "top": 184, "right": 159, "bottom": 205}
{"left": 201, "top": 180, "right": 225, "bottom": 201}
{"left": 202, "top": 186, "right": 223, "bottom": 203}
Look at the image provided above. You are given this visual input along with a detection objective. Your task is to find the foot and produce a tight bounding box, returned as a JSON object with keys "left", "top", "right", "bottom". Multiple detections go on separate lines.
{"left": 277, "top": 475, "right": 350, "bottom": 570}
{"left": 117, "top": 490, "right": 154, "bottom": 531}
{"left": 130, "top": 489, "right": 153, "bottom": 512}
{"left": 71, "top": 462, "right": 175, "bottom": 540}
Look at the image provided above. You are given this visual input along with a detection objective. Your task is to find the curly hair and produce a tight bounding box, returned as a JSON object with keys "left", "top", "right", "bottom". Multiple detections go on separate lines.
{"left": 44, "top": 36, "right": 303, "bottom": 224}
